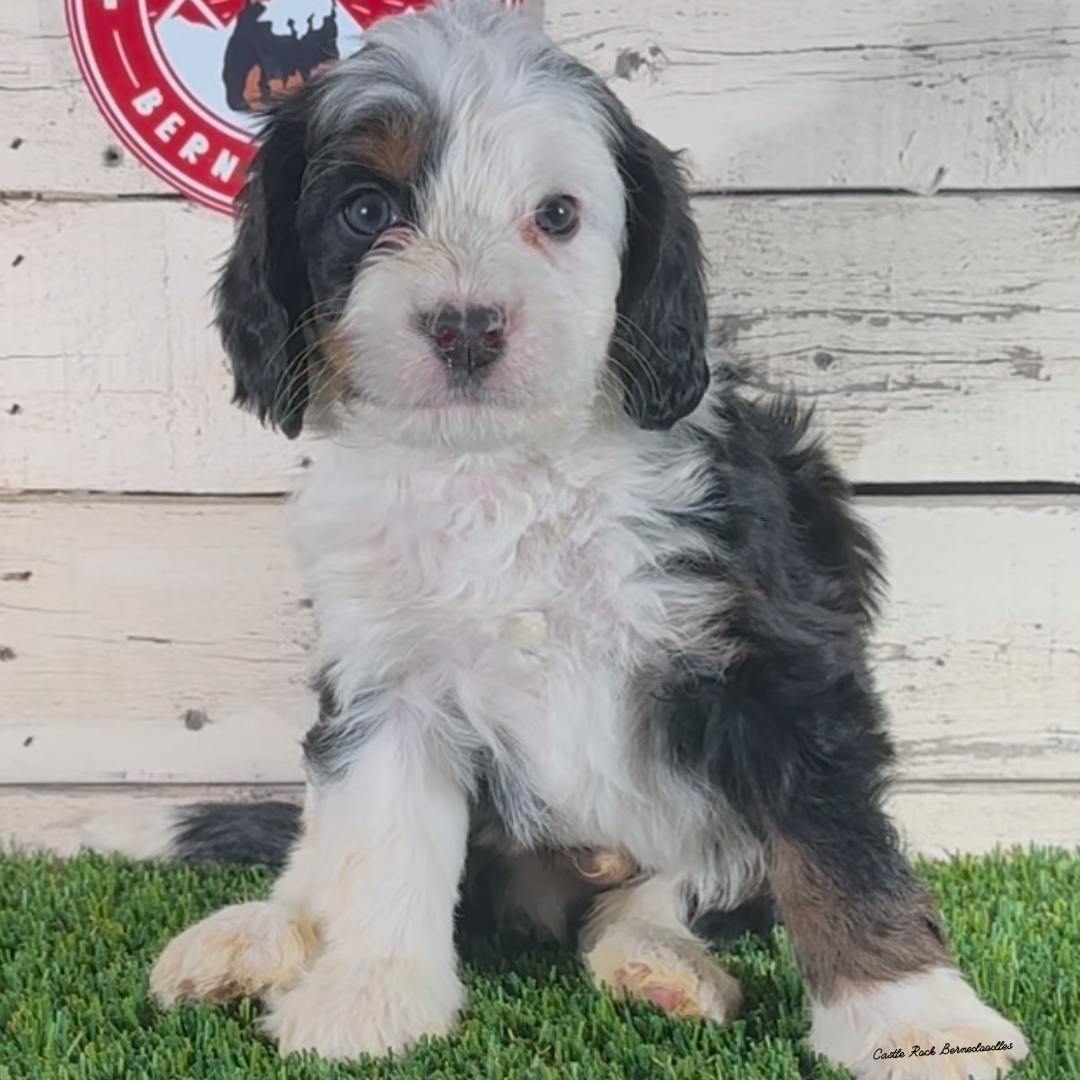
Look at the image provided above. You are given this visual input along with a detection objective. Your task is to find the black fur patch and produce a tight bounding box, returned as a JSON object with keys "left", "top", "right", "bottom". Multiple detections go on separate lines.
{"left": 301, "top": 668, "right": 389, "bottom": 785}
{"left": 173, "top": 801, "right": 301, "bottom": 867}
{"left": 215, "top": 70, "right": 444, "bottom": 438}
{"left": 538, "top": 50, "right": 711, "bottom": 430}
{"left": 608, "top": 125, "right": 711, "bottom": 430}
{"left": 215, "top": 86, "right": 318, "bottom": 439}
{"left": 652, "top": 382, "right": 888, "bottom": 835}
{"left": 690, "top": 891, "right": 778, "bottom": 950}
{"left": 646, "top": 378, "right": 947, "bottom": 992}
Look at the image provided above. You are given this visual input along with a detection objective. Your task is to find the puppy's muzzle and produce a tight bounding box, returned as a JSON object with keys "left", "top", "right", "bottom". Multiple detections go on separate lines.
{"left": 423, "top": 304, "right": 507, "bottom": 376}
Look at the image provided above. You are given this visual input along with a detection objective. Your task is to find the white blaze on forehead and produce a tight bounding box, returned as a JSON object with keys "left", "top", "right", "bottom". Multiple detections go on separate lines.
{"left": 313, "top": 0, "right": 625, "bottom": 233}
{"left": 424, "top": 85, "right": 624, "bottom": 246}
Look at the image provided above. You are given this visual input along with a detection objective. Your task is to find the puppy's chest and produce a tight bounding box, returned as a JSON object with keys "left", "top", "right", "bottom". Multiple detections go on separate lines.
{"left": 311, "top": 470, "right": 665, "bottom": 667}
{"left": 299, "top": 461, "right": 718, "bottom": 857}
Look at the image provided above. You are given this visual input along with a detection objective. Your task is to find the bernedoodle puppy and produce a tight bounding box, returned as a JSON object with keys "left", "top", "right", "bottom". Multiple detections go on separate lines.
{"left": 103, "top": 2, "right": 1029, "bottom": 1075}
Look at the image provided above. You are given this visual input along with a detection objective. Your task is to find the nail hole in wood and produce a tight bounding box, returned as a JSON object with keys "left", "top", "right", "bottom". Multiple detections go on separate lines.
{"left": 183, "top": 709, "right": 211, "bottom": 731}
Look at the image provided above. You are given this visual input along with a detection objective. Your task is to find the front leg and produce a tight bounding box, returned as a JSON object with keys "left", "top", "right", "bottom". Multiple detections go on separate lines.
{"left": 149, "top": 682, "right": 470, "bottom": 1061}
{"left": 261, "top": 697, "right": 470, "bottom": 1060}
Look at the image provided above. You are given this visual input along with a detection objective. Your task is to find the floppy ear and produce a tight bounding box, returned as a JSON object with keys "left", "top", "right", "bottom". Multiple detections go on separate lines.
{"left": 215, "top": 89, "right": 317, "bottom": 439}
{"left": 609, "top": 119, "right": 710, "bottom": 430}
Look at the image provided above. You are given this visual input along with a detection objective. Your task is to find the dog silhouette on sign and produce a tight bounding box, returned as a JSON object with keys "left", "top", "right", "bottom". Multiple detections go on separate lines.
{"left": 223, "top": 0, "right": 339, "bottom": 112}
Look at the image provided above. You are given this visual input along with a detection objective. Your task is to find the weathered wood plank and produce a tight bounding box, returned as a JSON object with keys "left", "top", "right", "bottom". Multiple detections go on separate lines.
{"left": 1, "top": 496, "right": 1077, "bottom": 785}
{"left": 0, "top": 200, "right": 304, "bottom": 493}
{"left": 887, "top": 783, "right": 1080, "bottom": 858}
{"left": 1, "top": 4, "right": 168, "bottom": 199}
{"left": 713, "top": 193, "right": 1080, "bottom": 487}
{"left": 3, "top": 194, "right": 1078, "bottom": 492}
{"left": 5, "top": 0, "right": 1080, "bottom": 196}
{"left": 0, "top": 496, "right": 315, "bottom": 784}
{"left": 2, "top": 782, "right": 1077, "bottom": 858}
{"left": 556, "top": 0, "right": 1080, "bottom": 193}
{"left": 870, "top": 499, "right": 1080, "bottom": 781}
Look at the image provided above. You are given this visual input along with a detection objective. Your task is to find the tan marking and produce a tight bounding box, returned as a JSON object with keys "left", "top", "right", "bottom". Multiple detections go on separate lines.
{"left": 243, "top": 66, "right": 263, "bottom": 110}
{"left": 769, "top": 837, "right": 950, "bottom": 1003}
{"left": 500, "top": 609, "right": 548, "bottom": 649}
{"left": 520, "top": 218, "right": 555, "bottom": 262}
{"left": 579, "top": 876, "right": 742, "bottom": 1024}
{"left": 344, "top": 112, "right": 431, "bottom": 183}
{"left": 314, "top": 323, "right": 355, "bottom": 402}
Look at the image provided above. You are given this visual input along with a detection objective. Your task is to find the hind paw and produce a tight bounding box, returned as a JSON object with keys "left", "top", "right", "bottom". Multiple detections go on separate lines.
{"left": 584, "top": 919, "right": 741, "bottom": 1023}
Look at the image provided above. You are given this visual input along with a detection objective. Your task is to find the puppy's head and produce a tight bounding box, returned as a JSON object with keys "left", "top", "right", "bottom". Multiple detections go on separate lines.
{"left": 217, "top": 0, "right": 709, "bottom": 450}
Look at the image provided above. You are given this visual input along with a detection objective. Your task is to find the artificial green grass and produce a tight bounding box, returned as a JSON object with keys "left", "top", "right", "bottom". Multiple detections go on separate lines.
{"left": 1, "top": 848, "right": 1076, "bottom": 1080}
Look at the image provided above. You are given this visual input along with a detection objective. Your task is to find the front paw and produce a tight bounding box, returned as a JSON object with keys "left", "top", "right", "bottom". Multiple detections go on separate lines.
{"left": 265, "top": 955, "right": 465, "bottom": 1060}
{"left": 811, "top": 966, "right": 1028, "bottom": 1079}
{"left": 151, "top": 901, "right": 320, "bottom": 1006}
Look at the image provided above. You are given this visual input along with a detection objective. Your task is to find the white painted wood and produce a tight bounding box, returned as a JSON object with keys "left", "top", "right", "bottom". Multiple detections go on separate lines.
{"left": 5, "top": 0, "right": 1079, "bottom": 196}
{"left": 871, "top": 499, "right": 1080, "bottom": 781}
{"left": 553, "top": 0, "right": 1080, "bottom": 193}
{"left": 711, "top": 193, "right": 1080, "bottom": 487}
{"left": 4, "top": 195, "right": 1078, "bottom": 492}
{"left": 1, "top": 4, "right": 166, "bottom": 199}
{"left": 2, "top": 783, "right": 1076, "bottom": 857}
{"left": 886, "top": 783, "right": 1080, "bottom": 857}
{"left": 2, "top": 496, "right": 1077, "bottom": 785}
{"left": 0, "top": 199, "right": 305, "bottom": 493}
{"left": 0, "top": 496, "right": 316, "bottom": 784}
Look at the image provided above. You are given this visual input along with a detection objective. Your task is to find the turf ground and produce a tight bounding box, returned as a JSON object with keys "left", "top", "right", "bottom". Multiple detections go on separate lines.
{"left": 1, "top": 848, "right": 1076, "bottom": 1079}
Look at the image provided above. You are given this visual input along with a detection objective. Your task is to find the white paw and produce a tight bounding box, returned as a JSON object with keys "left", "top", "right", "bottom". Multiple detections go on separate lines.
{"left": 811, "top": 966, "right": 1028, "bottom": 1079}
{"left": 151, "top": 901, "right": 320, "bottom": 1006}
{"left": 265, "top": 955, "right": 465, "bottom": 1060}
{"left": 584, "top": 919, "right": 741, "bottom": 1023}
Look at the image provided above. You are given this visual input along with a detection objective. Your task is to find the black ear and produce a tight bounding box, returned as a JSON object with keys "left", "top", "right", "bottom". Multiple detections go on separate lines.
{"left": 610, "top": 118, "right": 710, "bottom": 430}
{"left": 215, "top": 89, "right": 317, "bottom": 439}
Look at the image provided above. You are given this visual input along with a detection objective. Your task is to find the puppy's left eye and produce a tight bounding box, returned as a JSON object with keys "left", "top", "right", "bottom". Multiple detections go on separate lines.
{"left": 342, "top": 190, "right": 398, "bottom": 236}
{"left": 534, "top": 195, "right": 581, "bottom": 239}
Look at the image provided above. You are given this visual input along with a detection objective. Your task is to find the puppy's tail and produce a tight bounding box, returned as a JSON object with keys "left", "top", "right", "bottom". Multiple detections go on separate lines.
{"left": 82, "top": 801, "right": 300, "bottom": 868}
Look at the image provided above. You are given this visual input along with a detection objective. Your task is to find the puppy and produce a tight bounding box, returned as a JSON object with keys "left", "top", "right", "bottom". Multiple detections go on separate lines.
{"left": 136, "top": 2, "right": 1029, "bottom": 1075}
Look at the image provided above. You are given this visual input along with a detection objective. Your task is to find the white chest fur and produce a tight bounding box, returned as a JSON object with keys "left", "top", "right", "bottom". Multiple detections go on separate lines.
{"left": 291, "top": 434, "right": 726, "bottom": 871}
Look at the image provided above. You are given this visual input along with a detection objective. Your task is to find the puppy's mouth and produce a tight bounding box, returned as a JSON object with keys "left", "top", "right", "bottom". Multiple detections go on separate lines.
{"left": 410, "top": 379, "right": 532, "bottom": 411}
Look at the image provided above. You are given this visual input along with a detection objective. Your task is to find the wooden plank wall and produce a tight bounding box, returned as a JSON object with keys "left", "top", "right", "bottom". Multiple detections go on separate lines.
{"left": 2, "top": 0, "right": 1078, "bottom": 855}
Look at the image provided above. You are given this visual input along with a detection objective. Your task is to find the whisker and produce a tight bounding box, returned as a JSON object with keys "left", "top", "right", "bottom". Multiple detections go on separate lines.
{"left": 611, "top": 314, "right": 664, "bottom": 404}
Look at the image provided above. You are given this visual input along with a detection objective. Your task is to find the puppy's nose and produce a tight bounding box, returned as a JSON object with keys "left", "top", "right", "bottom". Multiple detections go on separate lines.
{"left": 425, "top": 304, "right": 507, "bottom": 374}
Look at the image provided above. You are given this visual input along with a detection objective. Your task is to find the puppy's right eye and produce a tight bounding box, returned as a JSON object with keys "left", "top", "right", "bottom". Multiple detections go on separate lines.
{"left": 341, "top": 190, "right": 397, "bottom": 237}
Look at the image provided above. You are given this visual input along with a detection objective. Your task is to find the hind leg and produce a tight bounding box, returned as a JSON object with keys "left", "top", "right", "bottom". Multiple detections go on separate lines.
{"left": 580, "top": 876, "right": 742, "bottom": 1023}
{"left": 701, "top": 647, "right": 1030, "bottom": 1078}
{"left": 466, "top": 842, "right": 641, "bottom": 941}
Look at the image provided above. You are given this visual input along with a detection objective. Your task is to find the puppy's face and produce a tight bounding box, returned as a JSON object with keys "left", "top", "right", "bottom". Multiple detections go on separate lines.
{"left": 303, "top": 55, "right": 626, "bottom": 449}
{"left": 218, "top": 1, "right": 710, "bottom": 451}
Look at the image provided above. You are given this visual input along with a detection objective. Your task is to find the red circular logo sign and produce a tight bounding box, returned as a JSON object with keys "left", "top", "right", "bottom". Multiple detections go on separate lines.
{"left": 67, "top": 0, "right": 518, "bottom": 214}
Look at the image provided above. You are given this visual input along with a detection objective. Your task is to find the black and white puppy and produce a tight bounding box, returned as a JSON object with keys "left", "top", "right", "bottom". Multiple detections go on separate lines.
{"left": 140, "top": 2, "right": 1028, "bottom": 1075}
